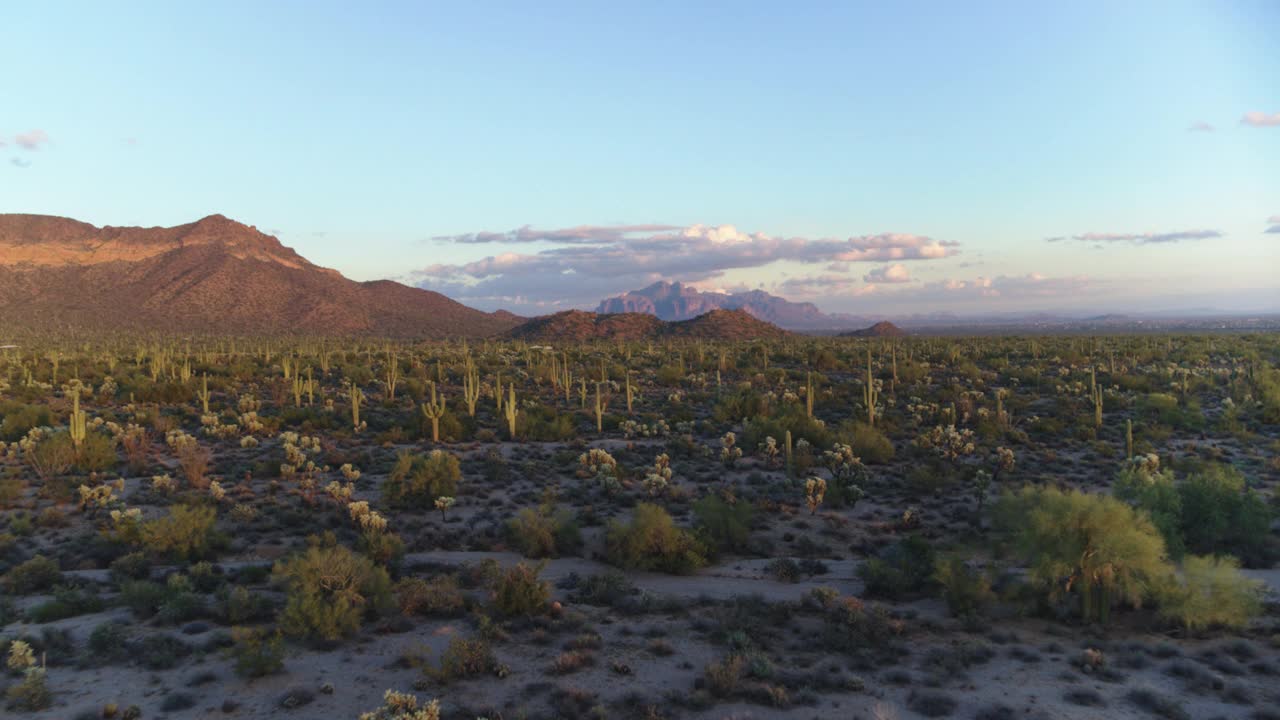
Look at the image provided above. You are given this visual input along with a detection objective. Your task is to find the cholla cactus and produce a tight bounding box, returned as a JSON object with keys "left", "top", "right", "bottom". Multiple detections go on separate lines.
{"left": 325, "top": 481, "right": 354, "bottom": 502}
{"left": 993, "top": 446, "right": 1015, "bottom": 478}
{"left": 758, "top": 436, "right": 780, "bottom": 468}
{"left": 434, "top": 495, "right": 455, "bottom": 520}
{"left": 359, "top": 689, "right": 441, "bottom": 720}
{"left": 642, "top": 453, "right": 673, "bottom": 497}
{"left": 240, "top": 436, "right": 260, "bottom": 448}
{"left": 209, "top": 480, "right": 226, "bottom": 502}
{"left": 151, "top": 473, "right": 175, "bottom": 493}
{"left": 78, "top": 480, "right": 123, "bottom": 512}
{"left": 8, "top": 640, "right": 37, "bottom": 671}
{"left": 804, "top": 477, "right": 826, "bottom": 515}
{"left": 577, "top": 448, "right": 618, "bottom": 478}
{"left": 348, "top": 501, "right": 389, "bottom": 533}
{"left": 720, "top": 432, "right": 743, "bottom": 468}
{"left": 914, "top": 425, "right": 976, "bottom": 462}
{"left": 340, "top": 463, "right": 361, "bottom": 482}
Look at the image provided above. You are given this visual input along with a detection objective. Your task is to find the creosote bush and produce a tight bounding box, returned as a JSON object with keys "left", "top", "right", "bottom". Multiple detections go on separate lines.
{"left": 384, "top": 450, "right": 460, "bottom": 508}
{"left": 140, "top": 504, "right": 218, "bottom": 561}
{"left": 273, "top": 536, "right": 394, "bottom": 642}
{"left": 492, "top": 562, "right": 550, "bottom": 617}
{"left": 606, "top": 502, "right": 707, "bottom": 574}
{"left": 1156, "top": 554, "right": 1263, "bottom": 630}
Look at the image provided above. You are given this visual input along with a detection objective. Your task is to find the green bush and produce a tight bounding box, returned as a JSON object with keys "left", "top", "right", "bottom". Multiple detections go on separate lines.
{"left": 606, "top": 503, "right": 707, "bottom": 575}
{"left": 141, "top": 504, "right": 218, "bottom": 561}
{"left": 26, "top": 586, "right": 104, "bottom": 623}
{"left": 837, "top": 421, "right": 895, "bottom": 464}
{"left": 0, "top": 401, "right": 52, "bottom": 442}
{"left": 858, "top": 535, "right": 937, "bottom": 600}
{"left": 432, "top": 636, "right": 497, "bottom": 683}
{"left": 998, "top": 486, "right": 1170, "bottom": 624}
{"left": 506, "top": 504, "right": 581, "bottom": 558}
{"left": 395, "top": 575, "right": 465, "bottom": 617}
{"left": 1113, "top": 462, "right": 1185, "bottom": 559}
{"left": 274, "top": 540, "right": 394, "bottom": 642}
{"left": 1178, "top": 465, "right": 1273, "bottom": 566}
{"left": 383, "top": 450, "right": 460, "bottom": 508}
{"left": 229, "top": 627, "right": 285, "bottom": 677}
{"left": 493, "top": 562, "right": 550, "bottom": 617}
{"left": 933, "top": 555, "right": 995, "bottom": 618}
{"left": 1157, "top": 554, "right": 1263, "bottom": 631}
{"left": 692, "top": 493, "right": 754, "bottom": 554}
{"left": 3, "top": 555, "right": 62, "bottom": 595}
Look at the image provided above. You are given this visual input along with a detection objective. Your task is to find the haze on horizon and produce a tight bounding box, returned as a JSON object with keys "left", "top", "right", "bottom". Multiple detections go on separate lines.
{"left": 3, "top": 1, "right": 1277, "bottom": 318}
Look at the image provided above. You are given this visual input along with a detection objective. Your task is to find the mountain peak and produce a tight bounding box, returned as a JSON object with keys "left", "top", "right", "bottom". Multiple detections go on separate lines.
{"left": 0, "top": 213, "right": 522, "bottom": 338}
{"left": 597, "top": 281, "right": 841, "bottom": 330}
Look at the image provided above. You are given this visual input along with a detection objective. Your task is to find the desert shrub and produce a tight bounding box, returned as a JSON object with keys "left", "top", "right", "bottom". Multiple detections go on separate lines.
{"left": 141, "top": 504, "right": 218, "bottom": 561}
{"left": 217, "top": 585, "right": 274, "bottom": 625}
{"left": 1157, "top": 555, "right": 1263, "bottom": 630}
{"left": 395, "top": 575, "right": 465, "bottom": 617}
{"left": 0, "top": 401, "right": 52, "bottom": 442}
{"left": 0, "top": 476, "right": 23, "bottom": 509}
{"left": 229, "top": 627, "right": 285, "bottom": 677}
{"left": 4, "top": 668, "right": 50, "bottom": 711}
{"left": 704, "top": 654, "right": 746, "bottom": 697}
{"left": 811, "top": 591, "right": 900, "bottom": 656}
{"left": 3, "top": 554, "right": 62, "bottom": 594}
{"left": 933, "top": 555, "right": 995, "bottom": 618}
{"left": 1178, "top": 465, "right": 1273, "bottom": 566}
{"left": 87, "top": 622, "right": 131, "bottom": 662}
{"left": 606, "top": 502, "right": 707, "bottom": 575}
{"left": 433, "top": 636, "right": 497, "bottom": 683}
{"left": 837, "top": 420, "right": 895, "bottom": 464}
{"left": 506, "top": 504, "right": 581, "bottom": 558}
{"left": 692, "top": 493, "right": 754, "bottom": 554}
{"left": 74, "top": 431, "right": 118, "bottom": 473}
{"left": 858, "top": 535, "right": 937, "bottom": 600}
{"left": 1113, "top": 461, "right": 1185, "bottom": 559}
{"left": 493, "top": 562, "right": 550, "bottom": 617}
{"left": 383, "top": 450, "right": 460, "bottom": 508}
{"left": 567, "top": 571, "right": 637, "bottom": 607}
{"left": 274, "top": 541, "right": 394, "bottom": 642}
{"left": 767, "top": 557, "right": 803, "bottom": 583}
{"left": 360, "top": 690, "right": 441, "bottom": 720}
{"left": 998, "top": 486, "right": 1170, "bottom": 623}
{"left": 26, "top": 586, "right": 104, "bottom": 623}
{"left": 742, "top": 409, "right": 831, "bottom": 454}
{"left": 119, "top": 580, "right": 169, "bottom": 618}
{"left": 25, "top": 431, "right": 75, "bottom": 482}
{"left": 515, "top": 405, "right": 578, "bottom": 441}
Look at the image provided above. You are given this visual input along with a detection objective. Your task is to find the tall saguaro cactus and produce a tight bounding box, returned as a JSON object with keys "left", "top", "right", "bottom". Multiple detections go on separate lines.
{"left": 70, "top": 393, "right": 87, "bottom": 450}
{"left": 863, "top": 349, "right": 878, "bottom": 426}
{"left": 197, "top": 373, "right": 211, "bottom": 414}
{"left": 421, "top": 382, "right": 446, "bottom": 443}
{"left": 462, "top": 360, "right": 480, "bottom": 417}
{"left": 504, "top": 384, "right": 519, "bottom": 439}
{"left": 1090, "top": 367, "right": 1103, "bottom": 428}
{"left": 350, "top": 380, "right": 364, "bottom": 432}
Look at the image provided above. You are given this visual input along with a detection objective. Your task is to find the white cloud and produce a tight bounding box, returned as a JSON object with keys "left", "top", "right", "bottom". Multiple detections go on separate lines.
{"left": 863, "top": 263, "right": 912, "bottom": 284}
{"left": 416, "top": 223, "right": 960, "bottom": 309}
{"left": 1046, "top": 229, "right": 1220, "bottom": 245}
{"left": 1241, "top": 111, "right": 1280, "bottom": 128}
{"left": 14, "top": 130, "right": 50, "bottom": 150}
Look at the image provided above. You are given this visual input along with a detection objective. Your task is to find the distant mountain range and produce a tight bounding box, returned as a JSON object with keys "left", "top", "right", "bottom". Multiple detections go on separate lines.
{"left": 0, "top": 213, "right": 522, "bottom": 337}
{"left": 596, "top": 281, "right": 868, "bottom": 330}
{"left": 504, "top": 308, "right": 790, "bottom": 342}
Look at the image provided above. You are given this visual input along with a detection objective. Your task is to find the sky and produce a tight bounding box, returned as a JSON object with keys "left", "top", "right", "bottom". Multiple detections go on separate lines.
{"left": 3, "top": 0, "right": 1277, "bottom": 316}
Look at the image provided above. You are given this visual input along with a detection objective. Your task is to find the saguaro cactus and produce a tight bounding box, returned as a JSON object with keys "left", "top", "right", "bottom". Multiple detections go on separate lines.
{"left": 805, "top": 372, "right": 815, "bottom": 418}
{"left": 594, "top": 382, "right": 605, "bottom": 433}
{"left": 863, "top": 349, "right": 878, "bottom": 426}
{"left": 70, "top": 393, "right": 87, "bottom": 449}
{"left": 421, "top": 382, "right": 446, "bottom": 443}
{"left": 625, "top": 371, "right": 634, "bottom": 415}
{"left": 504, "top": 384, "right": 519, "bottom": 439}
{"left": 197, "top": 373, "right": 211, "bottom": 414}
{"left": 461, "top": 361, "right": 480, "bottom": 417}
{"left": 1090, "top": 368, "right": 1103, "bottom": 428}
{"left": 350, "top": 381, "right": 364, "bottom": 432}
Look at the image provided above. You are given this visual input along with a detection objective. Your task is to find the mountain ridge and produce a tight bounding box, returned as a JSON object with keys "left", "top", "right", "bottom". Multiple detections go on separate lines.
{"left": 596, "top": 280, "right": 863, "bottom": 330}
{"left": 0, "top": 213, "right": 521, "bottom": 338}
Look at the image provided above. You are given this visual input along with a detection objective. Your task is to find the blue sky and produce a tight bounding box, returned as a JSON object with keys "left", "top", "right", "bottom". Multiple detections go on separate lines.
{"left": 4, "top": 1, "right": 1277, "bottom": 315}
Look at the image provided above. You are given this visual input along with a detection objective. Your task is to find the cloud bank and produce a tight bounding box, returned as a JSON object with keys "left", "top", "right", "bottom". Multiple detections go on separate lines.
{"left": 415, "top": 223, "right": 960, "bottom": 308}
{"left": 1045, "top": 229, "right": 1220, "bottom": 245}
{"left": 1241, "top": 111, "right": 1280, "bottom": 128}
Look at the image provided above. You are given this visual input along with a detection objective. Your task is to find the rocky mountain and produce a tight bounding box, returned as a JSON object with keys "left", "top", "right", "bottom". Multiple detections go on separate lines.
{"left": 0, "top": 213, "right": 521, "bottom": 338}
{"left": 505, "top": 308, "right": 789, "bottom": 342}
{"left": 841, "top": 321, "right": 907, "bottom": 338}
{"left": 596, "top": 281, "right": 858, "bottom": 330}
